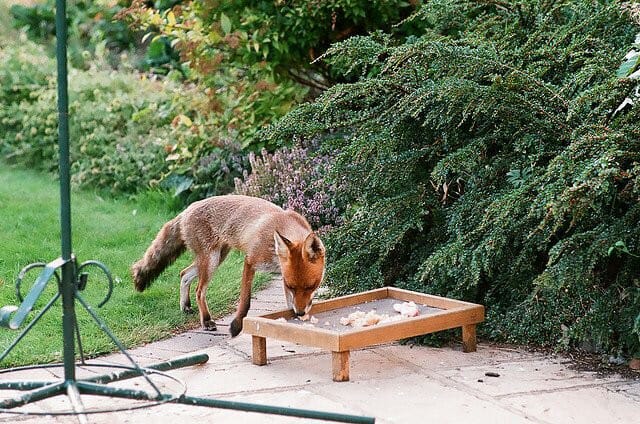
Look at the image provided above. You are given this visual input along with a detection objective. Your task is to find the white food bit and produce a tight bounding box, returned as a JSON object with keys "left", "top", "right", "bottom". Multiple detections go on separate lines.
{"left": 275, "top": 317, "right": 287, "bottom": 322}
{"left": 310, "top": 316, "right": 319, "bottom": 324}
{"left": 393, "top": 301, "right": 420, "bottom": 317}
{"left": 340, "top": 310, "right": 392, "bottom": 327}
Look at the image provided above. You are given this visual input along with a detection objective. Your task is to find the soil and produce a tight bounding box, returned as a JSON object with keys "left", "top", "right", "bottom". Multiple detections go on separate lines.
{"left": 486, "top": 342, "right": 640, "bottom": 380}
{"left": 562, "top": 349, "right": 640, "bottom": 380}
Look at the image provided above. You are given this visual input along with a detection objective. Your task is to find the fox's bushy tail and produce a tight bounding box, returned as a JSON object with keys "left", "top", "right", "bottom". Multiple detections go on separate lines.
{"left": 132, "top": 215, "right": 186, "bottom": 292}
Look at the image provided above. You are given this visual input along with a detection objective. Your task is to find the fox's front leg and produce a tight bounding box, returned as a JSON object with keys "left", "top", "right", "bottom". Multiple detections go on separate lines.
{"left": 229, "top": 260, "right": 255, "bottom": 337}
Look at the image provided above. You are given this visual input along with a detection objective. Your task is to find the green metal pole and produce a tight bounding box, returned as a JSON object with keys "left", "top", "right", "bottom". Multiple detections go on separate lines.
{"left": 76, "top": 382, "right": 375, "bottom": 424}
{"left": 0, "top": 382, "right": 66, "bottom": 410}
{"left": 54, "top": 0, "right": 76, "bottom": 383}
{"left": 84, "top": 354, "right": 210, "bottom": 385}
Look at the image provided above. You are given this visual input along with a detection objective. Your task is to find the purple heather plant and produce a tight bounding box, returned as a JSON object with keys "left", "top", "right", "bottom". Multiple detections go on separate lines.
{"left": 234, "top": 145, "right": 343, "bottom": 234}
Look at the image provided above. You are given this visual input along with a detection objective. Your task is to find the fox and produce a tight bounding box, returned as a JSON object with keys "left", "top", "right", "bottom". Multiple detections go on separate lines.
{"left": 131, "top": 194, "right": 326, "bottom": 337}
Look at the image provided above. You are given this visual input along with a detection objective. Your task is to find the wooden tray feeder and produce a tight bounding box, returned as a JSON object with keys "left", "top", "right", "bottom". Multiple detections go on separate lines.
{"left": 242, "top": 287, "right": 484, "bottom": 382}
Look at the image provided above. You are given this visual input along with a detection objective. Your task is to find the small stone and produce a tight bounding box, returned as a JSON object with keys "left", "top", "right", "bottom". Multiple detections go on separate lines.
{"left": 629, "top": 358, "right": 640, "bottom": 371}
{"left": 485, "top": 372, "right": 500, "bottom": 378}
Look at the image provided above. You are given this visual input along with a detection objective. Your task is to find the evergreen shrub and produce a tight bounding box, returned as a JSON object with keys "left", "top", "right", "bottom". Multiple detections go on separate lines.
{"left": 266, "top": 0, "right": 640, "bottom": 357}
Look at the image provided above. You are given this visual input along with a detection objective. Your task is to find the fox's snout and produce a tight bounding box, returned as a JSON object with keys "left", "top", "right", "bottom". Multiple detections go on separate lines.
{"left": 285, "top": 289, "right": 314, "bottom": 316}
{"left": 294, "top": 308, "right": 308, "bottom": 317}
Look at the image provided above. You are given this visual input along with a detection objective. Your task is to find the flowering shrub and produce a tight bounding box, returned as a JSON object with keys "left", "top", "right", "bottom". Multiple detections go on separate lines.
{"left": 179, "top": 139, "right": 250, "bottom": 202}
{"left": 235, "top": 143, "right": 343, "bottom": 233}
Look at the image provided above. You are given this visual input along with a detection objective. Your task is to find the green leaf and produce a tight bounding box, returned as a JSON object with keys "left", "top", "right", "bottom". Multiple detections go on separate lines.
{"left": 220, "top": 13, "right": 231, "bottom": 35}
{"left": 616, "top": 51, "right": 640, "bottom": 78}
{"left": 167, "top": 11, "right": 176, "bottom": 26}
{"left": 160, "top": 174, "right": 193, "bottom": 197}
{"left": 141, "top": 32, "right": 154, "bottom": 44}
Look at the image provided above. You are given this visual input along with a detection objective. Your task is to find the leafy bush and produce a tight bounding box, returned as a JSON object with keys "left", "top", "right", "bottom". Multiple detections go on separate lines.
{"left": 165, "top": 137, "right": 250, "bottom": 202}
{"left": 0, "top": 29, "right": 257, "bottom": 201}
{"left": 266, "top": 1, "right": 640, "bottom": 357}
{"left": 119, "top": 0, "right": 420, "bottom": 153}
{"left": 10, "top": 0, "right": 137, "bottom": 68}
{"left": 234, "top": 140, "right": 343, "bottom": 233}
{"left": 2, "top": 0, "right": 421, "bottom": 199}
{"left": 0, "top": 37, "right": 215, "bottom": 196}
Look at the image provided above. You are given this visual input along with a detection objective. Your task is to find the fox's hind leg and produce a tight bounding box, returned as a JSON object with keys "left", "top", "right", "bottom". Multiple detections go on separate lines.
{"left": 179, "top": 262, "right": 198, "bottom": 313}
{"left": 195, "top": 246, "right": 230, "bottom": 331}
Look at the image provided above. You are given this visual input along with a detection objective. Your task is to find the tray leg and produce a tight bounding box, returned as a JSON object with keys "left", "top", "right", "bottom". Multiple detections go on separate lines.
{"left": 332, "top": 351, "right": 350, "bottom": 382}
{"left": 252, "top": 335, "right": 267, "bottom": 365}
{"left": 462, "top": 324, "right": 477, "bottom": 353}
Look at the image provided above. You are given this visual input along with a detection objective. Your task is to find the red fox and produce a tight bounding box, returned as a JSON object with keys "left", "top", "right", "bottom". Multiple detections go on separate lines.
{"left": 131, "top": 195, "right": 326, "bottom": 337}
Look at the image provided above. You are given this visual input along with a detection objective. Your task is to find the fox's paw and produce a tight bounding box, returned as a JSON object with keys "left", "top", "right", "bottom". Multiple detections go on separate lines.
{"left": 202, "top": 320, "right": 217, "bottom": 331}
{"left": 229, "top": 318, "right": 242, "bottom": 337}
{"left": 181, "top": 304, "right": 194, "bottom": 314}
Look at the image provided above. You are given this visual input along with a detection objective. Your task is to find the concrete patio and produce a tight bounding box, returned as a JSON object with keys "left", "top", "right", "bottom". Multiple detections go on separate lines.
{"left": 1, "top": 279, "right": 638, "bottom": 423}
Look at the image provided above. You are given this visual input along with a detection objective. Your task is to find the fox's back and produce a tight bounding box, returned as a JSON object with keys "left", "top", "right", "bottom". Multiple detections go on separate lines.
{"left": 180, "top": 195, "right": 312, "bottom": 263}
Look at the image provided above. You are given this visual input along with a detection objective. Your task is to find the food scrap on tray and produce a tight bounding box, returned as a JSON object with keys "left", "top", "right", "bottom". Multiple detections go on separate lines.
{"left": 273, "top": 301, "right": 423, "bottom": 329}
{"left": 339, "top": 301, "right": 421, "bottom": 328}
{"left": 393, "top": 301, "right": 420, "bottom": 317}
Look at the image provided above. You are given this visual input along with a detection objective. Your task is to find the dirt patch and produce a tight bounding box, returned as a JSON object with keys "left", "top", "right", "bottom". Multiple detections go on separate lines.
{"left": 483, "top": 342, "right": 640, "bottom": 380}
{"left": 562, "top": 350, "right": 640, "bottom": 380}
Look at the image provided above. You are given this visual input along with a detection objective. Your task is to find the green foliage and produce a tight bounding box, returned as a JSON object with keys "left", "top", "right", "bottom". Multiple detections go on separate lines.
{"left": 267, "top": 0, "right": 640, "bottom": 356}
{"left": 10, "top": 0, "right": 137, "bottom": 68}
{"left": 144, "top": 35, "right": 185, "bottom": 74}
{"left": 129, "top": 0, "right": 417, "bottom": 79}
{"left": 118, "top": 0, "right": 419, "bottom": 164}
{"left": 0, "top": 37, "right": 215, "bottom": 196}
{"left": 10, "top": 2, "right": 55, "bottom": 40}
{"left": 2, "top": 0, "right": 422, "bottom": 201}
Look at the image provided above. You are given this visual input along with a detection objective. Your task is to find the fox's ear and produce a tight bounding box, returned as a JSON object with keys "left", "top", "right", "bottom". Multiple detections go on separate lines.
{"left": 303, "top": 232, "right": 325, "bottom": 262}
{"left": 274, "top": 231, "right": 293, "bottom": 258}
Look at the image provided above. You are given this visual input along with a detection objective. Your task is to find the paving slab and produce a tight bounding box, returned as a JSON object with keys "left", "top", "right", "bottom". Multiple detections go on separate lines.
{"left": 376, "top": 342, "right": 546, "bottom": 370}
{"left": 438, "top": 358, "right": 625, "bottom": 397}
{"left": 1, "top": 277, "right": 638, "bottom": 423}
{"left": 84, "top": 389, "right": 358, "bottom": 424}
{"left": 505, "top": 385, "right": 638, "bottom": 424}
{"left": 226, "top": 327, "right": 323, "bottom": 359}
{"left": 311, "top": 373, "right": 536, "bottom": 424}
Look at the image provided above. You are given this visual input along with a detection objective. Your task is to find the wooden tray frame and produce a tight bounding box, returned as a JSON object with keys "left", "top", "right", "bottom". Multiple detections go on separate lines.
{"left": 242, "top": 287, "right": 484, "bottom": 381}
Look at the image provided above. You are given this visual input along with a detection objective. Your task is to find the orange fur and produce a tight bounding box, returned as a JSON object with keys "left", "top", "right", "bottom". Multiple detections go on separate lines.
{"left": 131, "top": 195, "right": 325, "bottom": 336}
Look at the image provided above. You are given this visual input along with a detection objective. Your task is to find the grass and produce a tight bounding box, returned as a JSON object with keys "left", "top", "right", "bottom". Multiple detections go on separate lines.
{"left": 0, "top": 166, "right": 270, "bottom": 367}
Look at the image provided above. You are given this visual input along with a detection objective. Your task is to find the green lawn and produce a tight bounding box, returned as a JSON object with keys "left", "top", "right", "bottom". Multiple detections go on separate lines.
{"left": 0, "top": 166, "right": 269, "bottom": 367}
